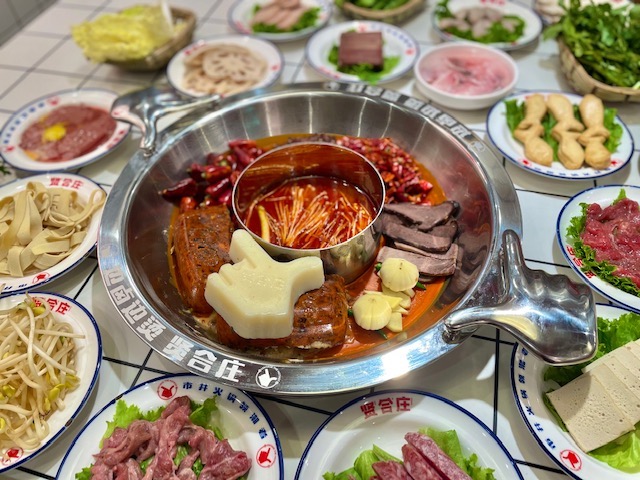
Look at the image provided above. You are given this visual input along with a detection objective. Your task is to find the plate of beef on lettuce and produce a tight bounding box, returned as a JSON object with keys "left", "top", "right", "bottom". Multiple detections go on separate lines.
{"left": 557, "top": 185, "right": 640, "bottom": 313}
{"left": 512, "top": 304, "right": 640, "bottom": 479}
{"left": 295, "top": 389, "right": 523, "bottom": 479}
{"left": 56, "top": 373, "right": 283, "bottom": 480}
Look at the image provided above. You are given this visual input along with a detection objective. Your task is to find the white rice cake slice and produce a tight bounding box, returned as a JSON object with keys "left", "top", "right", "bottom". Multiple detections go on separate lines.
{"left": 547, "top": 374, "right": 635, "bottom": 452}
{"left": 588, "top": 362, "right": 640, "bottom": 424}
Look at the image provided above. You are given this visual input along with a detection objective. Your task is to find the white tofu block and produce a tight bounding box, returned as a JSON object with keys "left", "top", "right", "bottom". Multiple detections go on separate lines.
{"left": 588, "top": 363, "right": 640, "bottom": 424}
{"left": 584, "top": 355, "right": 640, "bottom": 402}
{"left": 625, "top": 340, "right": 640, "bottom": 362}
{"left": 612, "top": 346, "right": 640, "bottom": 376}
{"left": 547, "top": 374, "right": 635, "bottom": 452}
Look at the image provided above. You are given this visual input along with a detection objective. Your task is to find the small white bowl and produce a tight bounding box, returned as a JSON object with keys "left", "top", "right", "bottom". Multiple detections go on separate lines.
{"left": 413, "top": 42, "right": 518, "bottom": 110}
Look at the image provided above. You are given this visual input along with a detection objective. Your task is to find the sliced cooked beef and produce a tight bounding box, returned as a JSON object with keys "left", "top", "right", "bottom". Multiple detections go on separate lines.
{"left": 427, "top": 220, "right": 459, "bottom": 242}
{"left": 377, "top": 245, "right": 458, "bottom": 277}
{"left": 372, "top": 460, "right": 411, "bottom": 479}
{"left": 338, "top": 31, "right": 384, "bottom": 69}
{"left": 402, "top": 443, "right": 443, "bottom": 480}
{"left": 383, "top": 223, "right": 453, "bottom": 253}
{"left": 172, "top": 205, "right": 233, "bottom": 315}
{"left": 405, "top": 432, "right": 473, "bottom": 480}
{"left": 383, "top": 201, "right": 459, "bottom": 232}
{"left": 89, "top": 396, "right": 251, "bottom": 480}
{"left": 216, "top": 274, "right": 348, "bottom": 349}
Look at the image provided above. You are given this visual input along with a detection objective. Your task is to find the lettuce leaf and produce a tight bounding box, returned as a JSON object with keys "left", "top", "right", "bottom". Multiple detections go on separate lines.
{"left": 591, "top": 430, "right": 640, "bottom": 473}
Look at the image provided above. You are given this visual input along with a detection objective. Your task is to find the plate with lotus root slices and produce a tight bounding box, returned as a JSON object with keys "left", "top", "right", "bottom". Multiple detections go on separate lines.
{"left": 486, "top": 91, "right": 634, "bottom": 180}
{"left": 167, "top": 36, "right": 284, "bottom": 97}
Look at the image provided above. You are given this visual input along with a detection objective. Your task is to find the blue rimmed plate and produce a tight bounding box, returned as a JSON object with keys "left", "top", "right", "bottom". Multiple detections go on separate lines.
{"left": 486, "top": 91, "right": 634, "bottom": 180}
{"left": 56, "top": 373, "right": 284, "bottom": 479}
{"left": 511, "top": 304, "right": 638, "bottom": 479}
{"left": 0, "top": 173, "right": 106, "bottom": 295}
{"left": 305, "top": 21, "right": 419, "bottom": 84}
{"left": 557, "top": 184, "right": 640, "bottom": 313}
{"left": 0, "top": 88, "right": 130, "bottom": 173}
{"left": 296, "top": 389, "right": 523, "bottom": 479}
{"left": 229, "top": 0, "right": 332, "bottom": 42}
{"left": 0, "top": 292, "right": 102, "bottom": 473}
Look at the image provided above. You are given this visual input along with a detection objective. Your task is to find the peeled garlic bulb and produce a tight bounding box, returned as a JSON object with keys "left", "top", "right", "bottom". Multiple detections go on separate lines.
{"left": 352, "top": 293, "right": 392, "bottom": 330}
{"left": 381, "top": 284, "right": 412, "bottom": 308}
{"left": 379, "top": 258, "right": 419, "bottom": 292}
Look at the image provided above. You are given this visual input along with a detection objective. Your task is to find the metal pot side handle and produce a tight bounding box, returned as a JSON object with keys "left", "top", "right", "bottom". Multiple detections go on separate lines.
{"left": 110, "top": 85, "right": 221, "bottom": 156}
{"left": 444, "top": 229, "right": 597, "bottom": 366}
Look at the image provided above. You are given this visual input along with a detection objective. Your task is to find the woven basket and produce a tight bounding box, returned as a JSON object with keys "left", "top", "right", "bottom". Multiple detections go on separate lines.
{"left": 558, "top": 38, "right": 640, "bottom": 103}
{"left": 106, "top": 7, "right": 196, "bottom": 72}
{"left": 339, "top": 0, "right": 426, "bottom": 24}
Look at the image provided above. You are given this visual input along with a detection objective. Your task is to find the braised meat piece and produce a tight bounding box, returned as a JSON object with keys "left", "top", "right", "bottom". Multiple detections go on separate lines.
{"left": 172, "top": 205, "right": 233, "bottom": 315}
{"left": 216, "top": 274, "right": 349, "bottom": 350}
{"left": 338, "top": 31, "right": 384, "bottom": 69}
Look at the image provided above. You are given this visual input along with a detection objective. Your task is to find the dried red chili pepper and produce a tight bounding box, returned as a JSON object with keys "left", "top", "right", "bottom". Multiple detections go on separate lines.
{"left": 217, "top": 188, "right": 233, "bottom": 206}
{"left": 205, "top": 177, "right": 231, "bottom": 198}
{"left": 202, "top": 164, "right": 232, "bottom": 182}
{"left": 161, "top": 178, "right": 198, "bottom": 200}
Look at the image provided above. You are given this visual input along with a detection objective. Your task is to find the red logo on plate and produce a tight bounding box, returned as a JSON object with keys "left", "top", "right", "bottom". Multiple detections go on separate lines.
{"left": 2, "top": 145, "right": 15, "bottom": 153}
{"left": 560, "top": 449, "right": 582, "bottom": 471}
{"left": 256, "top": 444, "right": 276, "bottom": 468}
{"left": 157, "top": 380, "right": 178, "bottom": 400}
{"left": 33, "top": 271, "right": 50, "bottom": 283}
{"left": 47, "top": 96, "right": 60, "bottom": 106}
{"left": 2, "top": 447, "right": 23, "bottom": 465}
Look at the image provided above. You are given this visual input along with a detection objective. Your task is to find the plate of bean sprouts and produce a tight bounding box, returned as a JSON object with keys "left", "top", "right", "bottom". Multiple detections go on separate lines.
{"left": 0, "top": 292, "right": 101, "bottom": 472}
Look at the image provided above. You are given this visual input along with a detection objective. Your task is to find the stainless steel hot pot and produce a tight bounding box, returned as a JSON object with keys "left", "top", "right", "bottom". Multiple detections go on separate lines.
{"left": 99, "top": 82, "right": 596, "bottom": 395}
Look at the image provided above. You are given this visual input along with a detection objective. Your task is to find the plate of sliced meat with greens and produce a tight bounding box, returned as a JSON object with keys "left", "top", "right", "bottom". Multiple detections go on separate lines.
{"left": 296, "top": 389, "right": 523, "bottom": 479}
{"left": 557, "top": 185, "right": 640, "bottom": 314}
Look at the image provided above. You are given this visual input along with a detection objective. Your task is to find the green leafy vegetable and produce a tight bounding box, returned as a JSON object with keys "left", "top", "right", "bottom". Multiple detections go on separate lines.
{"left": 435, "top": 0, "right": 524, "bottom": 44}
{"left": 543, "top": 0, "right": 640, "bottom": 89}
{"left": 564, "top": 189, "right": 640, "bottom": 298}
{"left": 328, "top": 45, "right": 400, "bottom": 85}
{"left": 503, "top": 98, "right": 622, "bottom": 163}
{"left": 544, "top": 311, "right": 640, "bottom": 471}
{"left": 323, "top": 429, "right": 495, "bottom": 479}
{"left": 252, "top": 7, "right": 320, "bottom": 33}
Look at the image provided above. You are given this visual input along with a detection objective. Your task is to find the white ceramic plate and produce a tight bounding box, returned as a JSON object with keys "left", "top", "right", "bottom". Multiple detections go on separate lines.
{"left": 557, "top": 185, "right": 640, "bottom": 313}
{"left": 0, "top": 89, "right": 130, "bottom": 173}
{"left": 511, "top": 304, "right": 640, "bottom": 479}
{"left": 296, "top": 389, "right": 523, "bottom": 479}
{"left": 229, "top": 0, "right": 332, "bottom": 42}
{"left": 433, "top": 0, "right": 543, "bottom": 51}
{"left": 0, "top": 173, "right": 106, "bottom": 295}
{"left": 166, "top": 35, "right": 284, "bottom": 98}
{"left": 306, "top": 21, "right": 419, "bottom": 84}
{"left": 56, "top": 373, "right": 283, "bottom": 479}
{"left": 0, "top": 292, "right": 101, "bottom": 473}
{"left": 487, "top": 91, "right": 634, "bottom": 180}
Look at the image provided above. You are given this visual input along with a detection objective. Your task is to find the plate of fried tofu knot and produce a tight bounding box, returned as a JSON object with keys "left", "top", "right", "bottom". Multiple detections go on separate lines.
{"left": 487, "top": 91, "right": 634, "bottom": 180}
{"left": 512, "top": 304, "right": 640, "bottom": 479}
{"left": 305, "top": 20, "right": 419, "bottom": 85}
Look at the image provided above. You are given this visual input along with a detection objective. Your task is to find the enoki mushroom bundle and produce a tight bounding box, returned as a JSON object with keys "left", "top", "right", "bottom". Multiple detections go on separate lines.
{"left": 0, "top": 182, "right": 105, "bottom": 277}
{"left": 183, "top": 44, "right": 267, "bottom": 95}
{"left": 0, "top": 297, "right": 83, "bottom": 450}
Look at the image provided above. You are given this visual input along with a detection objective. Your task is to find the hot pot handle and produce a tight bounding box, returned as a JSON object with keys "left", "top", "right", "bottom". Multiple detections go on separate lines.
{"left": 110, "top": 85, "right": 221, "bottom": 156}
{"left": 444, "top": 230, "right": 597, "bottom": 366}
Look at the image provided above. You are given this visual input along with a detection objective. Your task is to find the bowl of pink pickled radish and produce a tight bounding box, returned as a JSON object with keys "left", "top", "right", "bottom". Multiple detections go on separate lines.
{"left": 413, "top": 42, "right": 518, "bottom": 110}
